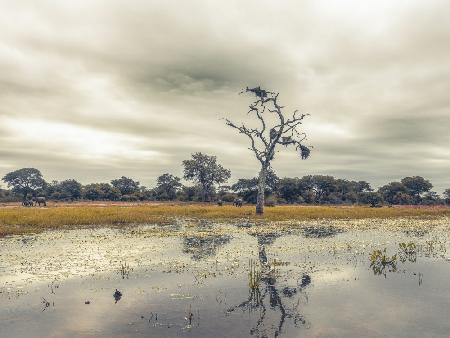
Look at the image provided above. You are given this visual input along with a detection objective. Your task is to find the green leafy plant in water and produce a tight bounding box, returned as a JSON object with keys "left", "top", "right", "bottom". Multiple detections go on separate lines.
{"left": 369, "top": 248, "right": 397, "bottom": 276}
{"left": 119, "top": 261, "right": 132, "bottom": 279}
{"left": 248, "top": 259, "right": 261, "bottom": 290}
{"left": 398, "top": 242, "right": 417, "bottom": 263}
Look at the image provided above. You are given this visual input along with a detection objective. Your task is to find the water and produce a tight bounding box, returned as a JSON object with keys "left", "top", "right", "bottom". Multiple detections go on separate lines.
{"left": 1, "top": 219, "right": 450, "bottom": 337}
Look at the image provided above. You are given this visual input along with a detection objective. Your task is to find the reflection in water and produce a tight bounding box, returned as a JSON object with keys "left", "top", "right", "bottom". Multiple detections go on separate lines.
{"left": 2, "top": 222, "right": 450, "bottom": 338}
{"left": 404, "top": 229, "right": 429, "bottom": 237}
{"left": 182, "top": 234, "right": 231, "bottom": 260}
{"left": 227, "top": 234, "right": 310, "bottom": 337}
{"left": 302, "top": 225, "right": 343, "bottom": 238}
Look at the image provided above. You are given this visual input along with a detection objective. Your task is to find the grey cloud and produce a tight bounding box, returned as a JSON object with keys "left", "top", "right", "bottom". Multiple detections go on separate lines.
{"left": 0, "top": 0, "right": 449, "bottom": 192}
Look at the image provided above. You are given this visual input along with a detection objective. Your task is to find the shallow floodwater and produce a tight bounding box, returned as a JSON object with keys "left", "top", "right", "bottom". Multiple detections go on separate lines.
{"left": 1, "top": 219, "right": 450, "bottom": 338}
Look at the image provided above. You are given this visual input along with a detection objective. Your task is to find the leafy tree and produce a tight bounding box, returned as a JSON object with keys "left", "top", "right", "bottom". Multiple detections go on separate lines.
{"left": 358, "top": 191, "right": 384, "bottom": 207}
{"left": 421, "top": 191, "right": 441, "bottom": 205}
{"left": 311, "top": 175, "right": 336, "bottom": 203}
{"left": 59, "top": 179, "right": 82, "bottom": 200}
{"left": 111, "top": 176, "right": 140, "bottom": 195}
{"left": 182, "top": 153, "right": 231, "bottom": 201}
{"left": 226, "top": 86, "right": 311, "bottom": 214}
{"left": 0, "top": 188, "right": 18, "bottom": 202}
{"left": 154, "top": 173, "right": 182, "bottom": 200}
{"left": 401, "top": 176, "right": 432, "bottom": 203}
{"left": 83, "top": 183, "right": 121, "bottom": 200}
{"left": 46, "top": 179, "right": 82, "bottom": 200}
{"left": 232, "top": 168, "right": 279, "bottom": 204}
{"left": 444, "top": 189, "right": 450, "bottom": 205}
{"left": 392, "top": 192, "right": 414, "bottom": 205}
{"left": 2, "top": 168, "right": 46, "bottom": 200}
{"left": 378, "top": 182, "right": 408, "bottom": 204}
{"left": 177, "top": 185, "right": 203, "bottom": 202}
{"left": 277, "top": 177, "right": 303, "bottom": 203}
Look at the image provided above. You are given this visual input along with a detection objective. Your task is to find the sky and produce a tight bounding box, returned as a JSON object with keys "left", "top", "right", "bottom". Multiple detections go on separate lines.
{"left": 0, "top": 0, "right": 449, "bottom": 192}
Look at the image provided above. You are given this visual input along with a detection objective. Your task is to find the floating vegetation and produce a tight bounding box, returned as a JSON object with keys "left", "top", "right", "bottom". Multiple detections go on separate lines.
{"left": 399, "top": 242, "right": 417, "bottom": 263}
{"left": 119, "top": 261, "right": 132, "bottom": 279}
{"left": 369, "top": 249, "right": 397, "bottom": 276}
{"left": 248, "top": 259, "right": 261, "bottom": 291}
{"left": 302, "top": 225, "right": 343, "bottom": 238}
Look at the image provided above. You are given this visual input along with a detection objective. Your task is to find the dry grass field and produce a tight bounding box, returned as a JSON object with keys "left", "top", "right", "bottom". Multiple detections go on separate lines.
{"left": 1, "top": 202, "right": 449, "bottom": 237}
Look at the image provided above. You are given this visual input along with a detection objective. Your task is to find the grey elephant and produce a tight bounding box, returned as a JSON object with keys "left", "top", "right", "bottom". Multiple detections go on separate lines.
{"left": 233, "top": 198, "right": 243, "bottom": 207}
{"left": 33, "top": 196, "right": 47, "bottom": 207}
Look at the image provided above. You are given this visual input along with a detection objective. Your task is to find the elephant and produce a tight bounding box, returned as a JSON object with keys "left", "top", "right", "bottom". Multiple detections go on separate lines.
{"left": 22, "top": 199, "right": 33, "bottom": 207}
{"left": 233, "top": 198, "right": 243, "bottom": 207}
{"left": 33, "top": 196, "right": 47, "bottom": 207}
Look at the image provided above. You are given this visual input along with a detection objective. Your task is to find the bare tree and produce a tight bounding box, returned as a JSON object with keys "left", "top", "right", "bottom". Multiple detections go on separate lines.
{"left": 226, "top": 86, "right": 311, "bottom": 214}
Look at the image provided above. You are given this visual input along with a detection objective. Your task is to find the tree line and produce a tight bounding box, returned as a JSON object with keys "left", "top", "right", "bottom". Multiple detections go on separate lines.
{"left": 1, "top": 152, "right": 449, "bottom": 206}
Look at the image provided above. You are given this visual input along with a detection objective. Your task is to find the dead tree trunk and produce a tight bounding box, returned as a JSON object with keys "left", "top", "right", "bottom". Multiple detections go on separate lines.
{"left": 226, "top": 86, "right": 311, "bottom": 215}
{"left": 256, "top": 165, "right": 267, "bottom": 215}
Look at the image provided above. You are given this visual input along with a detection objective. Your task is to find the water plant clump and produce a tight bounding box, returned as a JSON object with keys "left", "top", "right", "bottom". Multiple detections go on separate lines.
{"left": 369, "top": 249, "right": 397, "bottom": 276}
{"left": 248, "top": 259, "right": 261, "bottom": 291}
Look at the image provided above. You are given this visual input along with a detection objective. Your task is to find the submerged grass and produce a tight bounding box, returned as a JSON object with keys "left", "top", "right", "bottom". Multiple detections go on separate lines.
{"left": 1, "top": 204, "right": 449, "bottom": 236}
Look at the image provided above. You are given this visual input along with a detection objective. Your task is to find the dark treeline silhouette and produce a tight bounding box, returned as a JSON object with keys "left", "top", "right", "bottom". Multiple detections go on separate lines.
{"left": 1, "top": 153, "right": 449, "bottom": 206}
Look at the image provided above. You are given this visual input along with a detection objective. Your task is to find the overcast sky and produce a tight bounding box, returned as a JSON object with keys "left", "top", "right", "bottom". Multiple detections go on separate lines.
{"left": 1, "top": 0, "right": 449, "bottom": 192}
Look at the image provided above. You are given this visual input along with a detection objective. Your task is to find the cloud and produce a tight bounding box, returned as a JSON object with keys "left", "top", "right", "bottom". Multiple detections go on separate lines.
{"left": 0, "top": 0, "right": 449, "bottom": 192}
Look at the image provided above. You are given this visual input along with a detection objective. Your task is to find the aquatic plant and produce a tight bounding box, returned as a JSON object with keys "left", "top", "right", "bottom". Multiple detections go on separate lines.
{"left": 248, "top": 259, "right": 261, "bottom": 291}
{"left": 119, "top": 261, "right": 132, "bottom": 279}
{"left": 370, "top": 249, "right": 397, "bottom": 276}
{"left": 399, "top": 242, "right": 417, "bottom": 263}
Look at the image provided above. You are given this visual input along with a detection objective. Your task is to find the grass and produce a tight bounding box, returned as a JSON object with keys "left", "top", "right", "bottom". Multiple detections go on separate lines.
{"left": 1, "top": 203, "right": 449, "bottom": 237}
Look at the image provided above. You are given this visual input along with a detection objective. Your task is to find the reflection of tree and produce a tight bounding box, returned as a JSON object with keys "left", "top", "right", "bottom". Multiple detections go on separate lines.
{"left": 183, "top": 234, "right": 231, "bottom": 261}
{"left": 227, "top": 234, "right": 310, "bottom": 337}
{"left": 303, "top": 225, "right": 342, "bottom": 238}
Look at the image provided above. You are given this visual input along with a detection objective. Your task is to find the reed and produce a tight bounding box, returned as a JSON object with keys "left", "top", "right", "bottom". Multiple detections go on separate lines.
{"left": 1, "top": 203, "right": 449, "bottom": 236}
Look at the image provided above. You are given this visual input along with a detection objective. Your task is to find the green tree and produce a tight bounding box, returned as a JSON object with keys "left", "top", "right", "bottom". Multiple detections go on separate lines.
{"left": 392, "top": 192, "right": 414, "bottom": 205}
{"left": 59, "top": 179, "right": 82, "bottom": 200}
{"left": 182, "top": 153, "right": 231, "bottom": 202}
{"left": 111, "top": 176, "right": 140, "bottom": 195}
{"left": 444, "top": 189, "right": 450, "bottom": 205}
{"left": 378, "top": 182, "right": 408, "bottom": 204}
{"left": 83, "top": 183, "right": 121, "bottom": 200}
{"left": 358, "top": 191, "right": 384, "bottom": 207}
{"left": 277, "top": 177, "right": 303, "bottom": 203}
{"left": 2, "top": 168, "right": 46, "bottom": 201}
{"left": 226, "top": 87, "right": 311, "bottom": 214}
{"left": 421, "top": 191, "right": 441, "bottom": 205}
{"left": 232, "top": 168, "right": 279, "bottom": 204}
{"left": 401, "top": 176, "right": 432, "bottom": 204}
{"left": 154, "top": 173, "right": 182, "bottom": 200}
{"left": 46, "top": 179, "right": 82, "bottom": 200}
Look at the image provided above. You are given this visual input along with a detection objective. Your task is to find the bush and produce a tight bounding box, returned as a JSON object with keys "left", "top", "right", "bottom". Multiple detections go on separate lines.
{"left": 120, "top": 194, "right": 139, "bottom": 202}
{"left": 220, "top": 193, "right": 237, "bottom": 202}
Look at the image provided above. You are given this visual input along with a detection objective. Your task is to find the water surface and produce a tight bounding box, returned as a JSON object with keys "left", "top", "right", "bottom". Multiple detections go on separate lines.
{"left": 1, "top": 219, "right": 449, "bottom": 337}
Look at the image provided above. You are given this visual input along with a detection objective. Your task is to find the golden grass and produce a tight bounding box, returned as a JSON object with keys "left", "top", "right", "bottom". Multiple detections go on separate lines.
{"left": 1, "top": 204, "right": 449, "bottom": 237}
